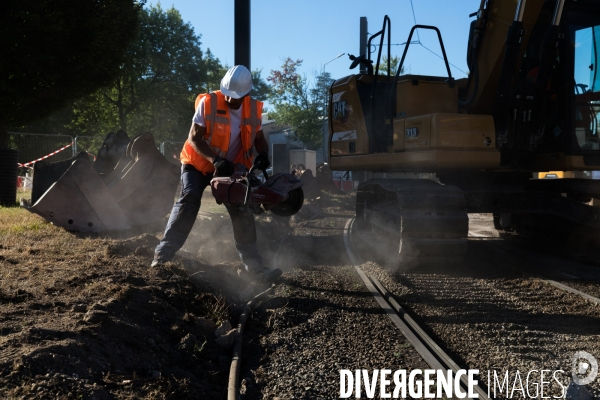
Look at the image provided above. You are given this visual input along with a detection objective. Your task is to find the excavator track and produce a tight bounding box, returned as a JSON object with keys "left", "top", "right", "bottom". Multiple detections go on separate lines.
{"left": 499, "top": 212, "right": 600, "bottom": 257}
{"left": 356, "top": 179, "right": 468, "bottom": 269}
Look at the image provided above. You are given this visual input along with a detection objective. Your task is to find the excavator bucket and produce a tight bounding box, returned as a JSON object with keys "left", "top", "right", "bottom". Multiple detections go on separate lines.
{"left": 23, "top": 132, "right": 180, "bottom": 232}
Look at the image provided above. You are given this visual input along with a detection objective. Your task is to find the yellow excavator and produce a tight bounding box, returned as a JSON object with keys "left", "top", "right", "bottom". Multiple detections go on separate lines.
{"left": 329, "top": 0, "right": 600, "bottom": 266}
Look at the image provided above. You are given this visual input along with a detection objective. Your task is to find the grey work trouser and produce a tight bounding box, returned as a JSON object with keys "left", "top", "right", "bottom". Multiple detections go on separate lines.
{"left": 154, "top": 163, "right": 264, "bottom": 272}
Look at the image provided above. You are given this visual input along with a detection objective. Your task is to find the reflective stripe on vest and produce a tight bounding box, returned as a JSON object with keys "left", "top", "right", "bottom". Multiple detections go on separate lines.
{"left": 205, "top": 94, "right": 226, "bottom": 158}
{"left": 242, "top": 99, "right": 259, "bottom": 160}
{"left": 204, "top": 93, "right": 228, "bottom": 158}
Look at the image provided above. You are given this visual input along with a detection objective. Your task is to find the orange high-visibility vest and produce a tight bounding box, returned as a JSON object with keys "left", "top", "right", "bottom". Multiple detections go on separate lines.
{"left": 180, "top": 90, "right": 263, "bottom": 173}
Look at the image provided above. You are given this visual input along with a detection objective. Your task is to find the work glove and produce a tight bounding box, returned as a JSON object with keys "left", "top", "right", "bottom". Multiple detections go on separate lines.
{"left": 213, "top": 156, "right": 235, "bottom": 176}
{"left": 253, "top": 152, "right": 270, "bottom": 170}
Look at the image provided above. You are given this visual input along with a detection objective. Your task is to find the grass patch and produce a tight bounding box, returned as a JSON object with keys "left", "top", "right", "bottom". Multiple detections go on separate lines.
{"left": 0, "top": 206, "right": 51, "bottom": 235}
{"left": 17, "top": 187, "right": 32, "bottom": 202}
{"left": 0, "top": 188, "right": 32, "bottom": 208}
{"left": 193, "top": 335, "right": 208, "bottom": 355}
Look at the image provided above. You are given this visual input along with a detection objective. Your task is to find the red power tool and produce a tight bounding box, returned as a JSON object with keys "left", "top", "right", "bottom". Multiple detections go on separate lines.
{"left": 210, "top": 165, "right": 304, "bottom": 216}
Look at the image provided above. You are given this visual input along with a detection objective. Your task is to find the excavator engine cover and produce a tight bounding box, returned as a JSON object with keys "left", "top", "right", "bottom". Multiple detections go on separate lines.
{"left": 23, "top": 132, "right": 180, "bottom": 232}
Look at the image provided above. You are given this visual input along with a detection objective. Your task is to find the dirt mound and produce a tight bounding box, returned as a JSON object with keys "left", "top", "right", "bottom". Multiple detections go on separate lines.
{"left": 106, "top": 233, "right": 159, "bottom": 258}
{"left": 0, "top": 189, "right": 356, "bottom": 398}
{"left": 0, "top": 213, "right": 241, "bottom": 399}
{"left": 181, "top": 212, "right": 241, "bottom": 266}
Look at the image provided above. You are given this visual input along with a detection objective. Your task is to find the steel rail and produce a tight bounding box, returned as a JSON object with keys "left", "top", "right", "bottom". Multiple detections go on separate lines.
{"left": 537, "top": 279, "right": 600, "bottom": 306}
{"left": 343, "top": 218, "right": 491, "bottom": 400}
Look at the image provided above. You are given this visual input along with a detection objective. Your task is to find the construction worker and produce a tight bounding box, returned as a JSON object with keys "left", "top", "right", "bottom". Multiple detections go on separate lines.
{"left": 152, "top": 65, "right": 282, "bottom": 282}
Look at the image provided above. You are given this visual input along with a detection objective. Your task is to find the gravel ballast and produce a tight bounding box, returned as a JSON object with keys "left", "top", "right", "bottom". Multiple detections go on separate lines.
{"left": 237, "top": 211, "right": 600, "bottom": 399}
{"left": 239, "top": 264, "right": 428, "bottom": 399}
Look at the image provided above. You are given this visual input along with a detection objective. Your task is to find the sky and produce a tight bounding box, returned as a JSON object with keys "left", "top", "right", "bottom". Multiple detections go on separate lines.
{"left": 157, "top": 0, "right": 482, "bottom": 95}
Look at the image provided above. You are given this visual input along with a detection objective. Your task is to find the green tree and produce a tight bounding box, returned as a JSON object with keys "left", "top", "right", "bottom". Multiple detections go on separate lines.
{"left": 69, "top": 5, "right": 271, "bottom": 143}
{"left": 267, "top": 58, "right": 331, "bottom": 150}
{"left": 0, "top": 0, "right": 141, "bottom": 133}
{"left": 251, "top": 69, "right": 272, "bottom": 102}
{"left": 311, "top": 70, "right": 335, "bottom": 118}
{"left": 376, "top": 55, "right": 405, "bottom": 76}
{"left": 7, "top": 4, "right": 269, "bottom": 150}
{"left": 203, "top": 49, "right": 228, "bottom": 93}
{"left": 75, "top": 4, "right": 207, "bottom": 141}
{"left": 10, "top": 4, "right": 227, "bottom": 146}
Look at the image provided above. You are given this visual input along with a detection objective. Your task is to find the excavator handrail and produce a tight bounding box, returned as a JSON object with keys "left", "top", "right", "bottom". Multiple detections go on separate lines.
{"left": 367, "top": 16, "right": 392, "bottom": 155}
{"left": 389, "top": 24, "right": 453, "bottom": 132}
{"left": 368, "top": 15, "right": 392, "bottom": 132}
{"left": 393, "top": 24, "right": 453, "bottom": 84}
{"left": 367, "top": 15, "right": 391, "bottom": 78}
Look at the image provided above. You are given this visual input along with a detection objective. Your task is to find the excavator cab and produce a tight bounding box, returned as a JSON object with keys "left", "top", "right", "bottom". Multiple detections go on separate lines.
{"left": 499, "top": 0, "right": 600, "bottom": 169}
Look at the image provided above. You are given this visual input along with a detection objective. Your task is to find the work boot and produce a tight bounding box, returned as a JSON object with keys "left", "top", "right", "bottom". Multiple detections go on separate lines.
{"left": 256, "top": 267, "right": 282, "bottom": 282}
{"left": 151, "top": 254, "right": 167, "bottom": 268}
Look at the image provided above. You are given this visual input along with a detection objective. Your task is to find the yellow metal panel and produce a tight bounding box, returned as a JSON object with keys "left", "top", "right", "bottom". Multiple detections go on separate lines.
{"left": 330, "top": 76, "right": 368, "bottom": 156}
{"left": 537, "top": 171, "right": 567, "bottom": 179}
{"left": 434, "top": 150, "right": 501, "bottom": 168}
{"left": 396, "top": 78, "right": 458, "bottom": 118}
{"left": 392, "top": 118, "right": 405, "bottom": 151}
{"left": 404, "top": 115, "right": 431, "bottom": 149}
{"left": 329, "top": 150, "right": 501, "bottom": 172}
{"left": 431, "top": 113, "right": 496, "bottom": 150}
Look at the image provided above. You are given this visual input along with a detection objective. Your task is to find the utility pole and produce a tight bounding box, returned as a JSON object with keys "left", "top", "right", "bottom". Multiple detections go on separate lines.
{"left": 359, "top": 17, "right": 368, "bottom": 74}
{"left": 234, "top": 0, "right": 251, "bottom": 70}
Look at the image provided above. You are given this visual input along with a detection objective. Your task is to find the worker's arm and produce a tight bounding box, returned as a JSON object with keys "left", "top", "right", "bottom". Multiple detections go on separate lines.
{"left": 254, "top": 129, "right": 268, "bottom": 155}
{"left": 188, "top": 122, "right": 218, "bottom": 163}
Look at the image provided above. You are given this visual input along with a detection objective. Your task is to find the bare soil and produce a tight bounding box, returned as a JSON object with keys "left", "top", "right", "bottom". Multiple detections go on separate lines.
{"left": 0, "top": 190, "right": 354, "bottom": 399}
{"left": 5, "top": 188, "right": 600, "bottom": 400}
{"left": 0, "top": 215, "right": 231, "bottom": 398}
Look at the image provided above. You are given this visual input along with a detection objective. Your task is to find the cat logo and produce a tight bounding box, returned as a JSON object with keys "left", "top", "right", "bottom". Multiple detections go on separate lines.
{"left": 333, "top": 100, "right": 349, "bottom": 123}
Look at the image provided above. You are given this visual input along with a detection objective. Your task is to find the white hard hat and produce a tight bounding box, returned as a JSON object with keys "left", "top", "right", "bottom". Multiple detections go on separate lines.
{"left": 220, "top": 65, "right": 253, "bottom": 99}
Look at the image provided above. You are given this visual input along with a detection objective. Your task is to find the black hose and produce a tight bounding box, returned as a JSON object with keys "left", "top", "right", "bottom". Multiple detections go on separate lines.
{"left": 227, "top": 286, "right": 274, "bottom": 400}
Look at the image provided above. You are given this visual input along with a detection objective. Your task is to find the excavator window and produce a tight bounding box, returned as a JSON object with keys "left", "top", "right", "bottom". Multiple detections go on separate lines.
{"left": 519, "top": 2, "right": 600, "bottom": 155}
{"left": 571, "top": 19, "right": 600, "bottom": 150}
{"left": 573, "top": 25, "right": 599, "bottom": 94}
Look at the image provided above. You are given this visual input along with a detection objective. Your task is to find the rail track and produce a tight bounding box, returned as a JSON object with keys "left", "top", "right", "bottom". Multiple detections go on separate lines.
{"left": 343, "top": 216, "right": 600, "bottom": 399}
{"left": 343, "top": 218, "right": 491, "bottom": 400}
{"left": 233, "top": 208, "right": 600, "bottom": 398}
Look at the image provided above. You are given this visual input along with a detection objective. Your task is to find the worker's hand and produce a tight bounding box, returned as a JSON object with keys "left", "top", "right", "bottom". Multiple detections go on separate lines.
{"left": 253, "top": 152, "right": 270, "bottom": 170}
{"left": 213, "top": 156, "right": 235, "bottom": 176}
